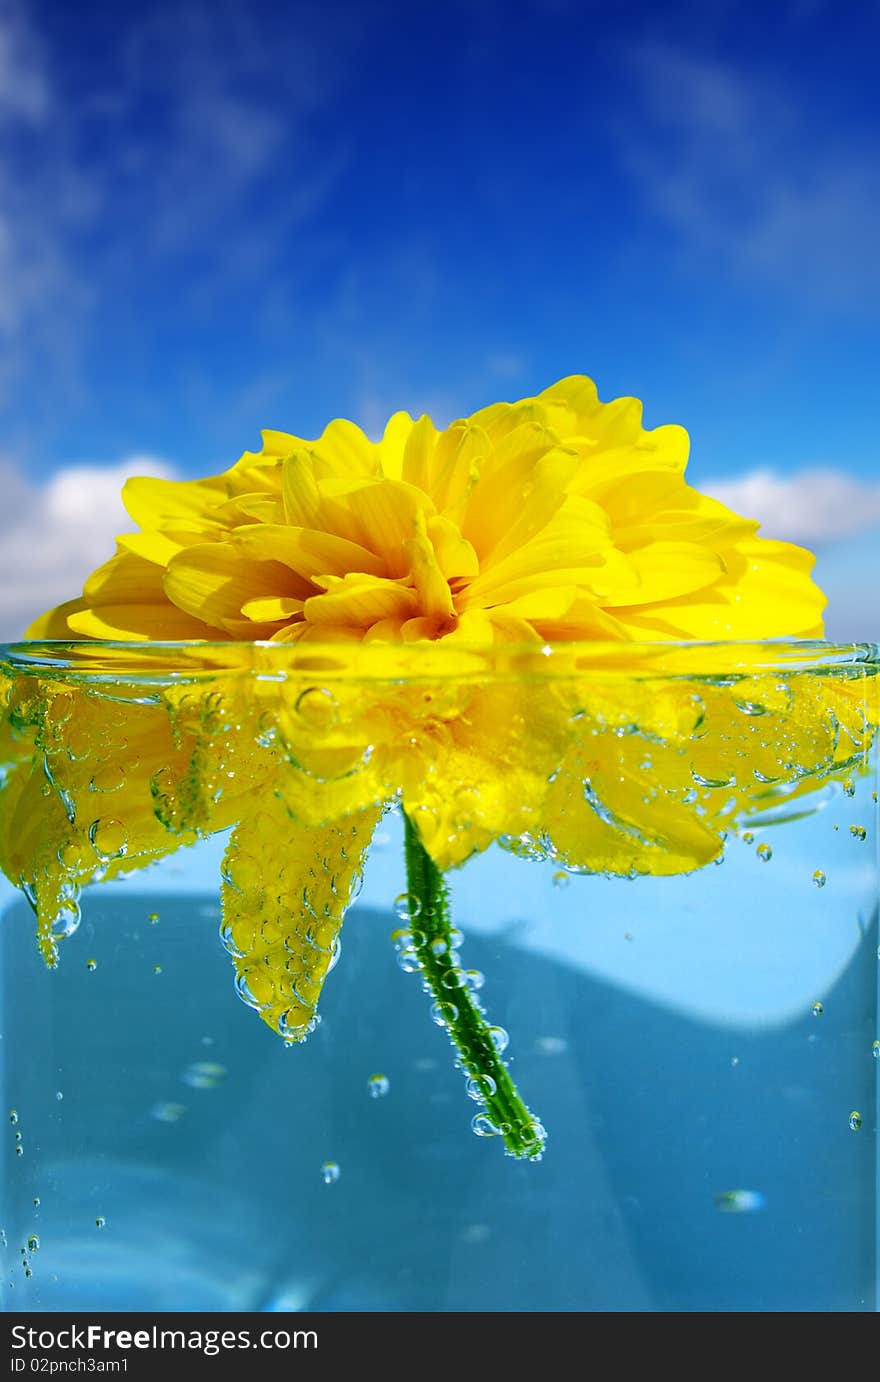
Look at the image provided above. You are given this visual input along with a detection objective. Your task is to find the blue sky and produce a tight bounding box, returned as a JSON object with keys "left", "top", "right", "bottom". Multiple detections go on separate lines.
{"left": 1, "top": 0, "right": 878, "bottom": 637}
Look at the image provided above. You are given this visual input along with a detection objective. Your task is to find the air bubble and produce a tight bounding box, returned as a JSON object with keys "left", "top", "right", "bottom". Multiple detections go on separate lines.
{"left": 50, "top": 899, "right": 81, "bottom": 940}
{"left": 448, "top": 929, "right": 464, "bottom": 950}
{"left": 692, "top": 771, "right": 735, "bottom": 789}
{"left": 27, "top": 1235, "right": 39, "bottom": 1253}
{"left": 393, "top": 893, "right": 422, "bottom": 922}
{"left": 321, "top": 1161, "right": 340, "bottom": 1185}
{"left": 487, "top": 1026, "right": 509, "bottom": 1053}
{"left": 741, "top": 831, "right": 754, "bottom": 845}
{"left": 327, "top": 935, "right": 342, "bottom": 974}
{"left": 849, "top": 825, "right": 867, "bottom": 842}
{"left": 86, "top": 959, "right": 97, "bottom": 972}
{"left": 733, "top": 699, "right": 767, "bottom": 717}
{"left": 88, "top": 764, "right": 125, "bottom": 793}
{"left": 466, "top": 1074, "right": 497, "bottom": 1103}
{"left": 552, "top": 871, "right": 570, "bottom": 889}
{"left": 396, "top": 948, "right": 420, "bottom": 973}
{"left": 812, "top": 870, "right": 826, "bottom": 888}
{"left": 463, "top": 969, "right": 485, "bottom": 991}
{"left": 295, "top": 687, "right": 339, "bottom": 730}
{"left": 849, "top": 1111, "right": 862, "bottom": 1131}
{"left": 153, "top": 965, "right": 163, "bottom": 975}
{"left": 430, "top": 1001, "right": 458, "bottom": 1027}
{"left": 871, "top": 1040, "right": 879, "bottom": 1060}
{"left": 368, "top": 1074, "right": 390, "bottom": 1099}
{"left": 843, "top": 779, "right": 855, "bottom": 797}
{"left": 148, "top": 912, "right": 160, "bottom": 925}
{"left": 429, "top": 938, "right": 448, "bottom": 957}
{"left": 756, "top": 843, "right": 772, "bottom": 862}
{"left": 471, "top": 1113, "right": 500, "bottom": 1138}
{"left": 95, "top": 1217, "right": 106, "bottom": 1229}
{"left": 441, "top": 969, "right": 464, "bottom": 990}
{"left": 255, "top": 711, "right": 278, "bottom": 746}
{"left": 812, "top": 1001, "right": 824, "bottom": 1017}
{"left": 88, "top": 818, "right": 128, "bottom": 862}
{"left": 9, "top": 1110, "right": 18, "bottom": 1125}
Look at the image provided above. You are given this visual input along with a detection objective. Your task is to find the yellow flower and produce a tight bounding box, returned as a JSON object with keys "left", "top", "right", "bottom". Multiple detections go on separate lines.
{"left": 28, "top": 374, "right": 825, "bottom": 646}
{"left": 2, "top": 375, "right": 873, "bottom": 1142}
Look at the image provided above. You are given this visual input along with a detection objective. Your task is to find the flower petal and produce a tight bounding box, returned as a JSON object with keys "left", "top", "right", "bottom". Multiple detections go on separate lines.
{"left": 164, "top": 543, "right": 299, "bottom": 632}
{"left": 66, "top": 603, "right": 214, "bottom": 641}
{"left": 123, "top": 474, "right": 230, "bottom": 529}
{"left": 233, "top": 523, "right": 385, "bottom": 582}
{"left": 303, "top": 573, "right": 419, "bottom": 628}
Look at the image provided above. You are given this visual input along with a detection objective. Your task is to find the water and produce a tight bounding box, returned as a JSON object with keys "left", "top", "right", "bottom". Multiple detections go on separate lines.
{"left": 0, "top": 790, "right": 876, "bottom": 1312}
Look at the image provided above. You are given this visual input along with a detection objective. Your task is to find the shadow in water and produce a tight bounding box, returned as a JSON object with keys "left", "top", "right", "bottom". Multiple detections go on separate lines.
{"left": 0, "top": 892, "right": 876, "bottom": 1312}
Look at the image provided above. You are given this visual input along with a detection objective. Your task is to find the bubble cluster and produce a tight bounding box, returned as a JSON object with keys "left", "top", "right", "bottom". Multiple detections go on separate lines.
{"left": 182, "top": 1062, "right": 227, "bottom": 1090}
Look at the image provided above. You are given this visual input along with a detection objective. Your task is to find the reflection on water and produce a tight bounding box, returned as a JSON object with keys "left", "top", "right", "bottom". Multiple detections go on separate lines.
{"left": 0, "top": 863, "right": 876, "bottom": 1312}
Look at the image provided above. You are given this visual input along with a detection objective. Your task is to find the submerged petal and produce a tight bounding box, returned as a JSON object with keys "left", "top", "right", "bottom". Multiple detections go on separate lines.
{"left": 221, "top": 798, "right": 381, "bottom": 1040}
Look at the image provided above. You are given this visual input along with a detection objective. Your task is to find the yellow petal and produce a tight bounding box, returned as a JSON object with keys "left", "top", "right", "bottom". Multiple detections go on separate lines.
{"left": 459, "top": 496, "right": 610, "bottom": 608}
{"left": 461, "top": 424, "right": 569, "bottom": 558}
{"left": 240, "top": 596, "right": 304, "bottom": 622}
{"left": 600, "top": 542, "right": 723, "bottom": 607}
{"left": 378, "top": 410, "right": 415, "bottom": 480}
{"left": 426, "top": 515, "right": 479, "bottom": 581}
{"left": 252, "top": 429, "right": 304, "bottom": 461}
{"left": 616, "top": 538, "right": 826, "bottom": 639}
{"left": 24, "top": 599, "right": 88, "bottom": 640}
{"left": 232, "top": 523, "right": 385, "bottom": 582}
{"left": 321, "top": 479, "right": 433, "bottom": 578}
{"left": 164, "top": 543, "right": 298, "bottom": 632}
{"left": 123, "top": 474, "right": 230, "bottom": 529}
{"left": 117, "top": 529, "right": 207, "bottom": 566}
{"left": 66, "top": 603, "right": 214, "bottom": 641}
{"left": 501, "top": 586, "right": 579, "bottom": 621}
{"left": 281, "top": 451, "right": 322, "bottom": 527}
{"left": 221, "top": 797, "right": 382, "bottom": 1042}
{"left": 405, "top": 512, "right": 454, "bottom": 622}
{"left": 303, "top": 574, "right": 419, "bottom": 628}
{"left": 312, "top": 418, "right": 379, "bottom": 479}
{"left": 428, "top": 422, "right": 490, "bottom": 515}
{"left": 216, "top": 492, "right": 286, "bottom": 526}
{"left": 84, "top": 551, "right": 168, "bottom": 604}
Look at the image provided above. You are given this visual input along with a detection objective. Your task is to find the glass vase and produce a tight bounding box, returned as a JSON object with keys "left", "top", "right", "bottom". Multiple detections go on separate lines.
{"left": 0, "top": 639, "right": 877, "bottom": 1313}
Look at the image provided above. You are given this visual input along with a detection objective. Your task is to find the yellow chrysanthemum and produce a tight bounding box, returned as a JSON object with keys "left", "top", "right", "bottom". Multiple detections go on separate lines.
{"left": 4, "top": 374, "right": 874, "bottom": 1159}
{"left": 27, "top": 374, "right": 825, "bottom": 647}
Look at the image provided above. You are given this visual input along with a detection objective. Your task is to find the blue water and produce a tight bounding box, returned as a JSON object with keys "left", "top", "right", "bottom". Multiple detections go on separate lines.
{"left": 0, "top": 805, "right": 877, "bottom": 1312}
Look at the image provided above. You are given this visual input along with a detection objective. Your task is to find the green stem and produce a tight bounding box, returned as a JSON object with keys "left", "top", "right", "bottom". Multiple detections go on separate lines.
{"left": 402, "top": 813, "right": 546, "bottom": 1160}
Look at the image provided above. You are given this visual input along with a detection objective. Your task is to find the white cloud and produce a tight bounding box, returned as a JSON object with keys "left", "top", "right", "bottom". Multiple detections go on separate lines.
{"left": 624, "top": 41, "right": 880, "bottom": 305}
{"left": 702, "top": 467, "right": 880, "bottom": 543}
{"left": 0, "top": 456, "right": 176, "bottom": 640}
{"left": 0, "top": 3, "right": 358, "bottom": 411}
{"left": 0, "top": 0, "right": 49, "bottom": 122}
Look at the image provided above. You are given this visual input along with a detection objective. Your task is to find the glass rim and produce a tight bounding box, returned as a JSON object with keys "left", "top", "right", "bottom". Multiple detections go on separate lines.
{"left": 1, "top": 637, "right": 878, "bottom": 685}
